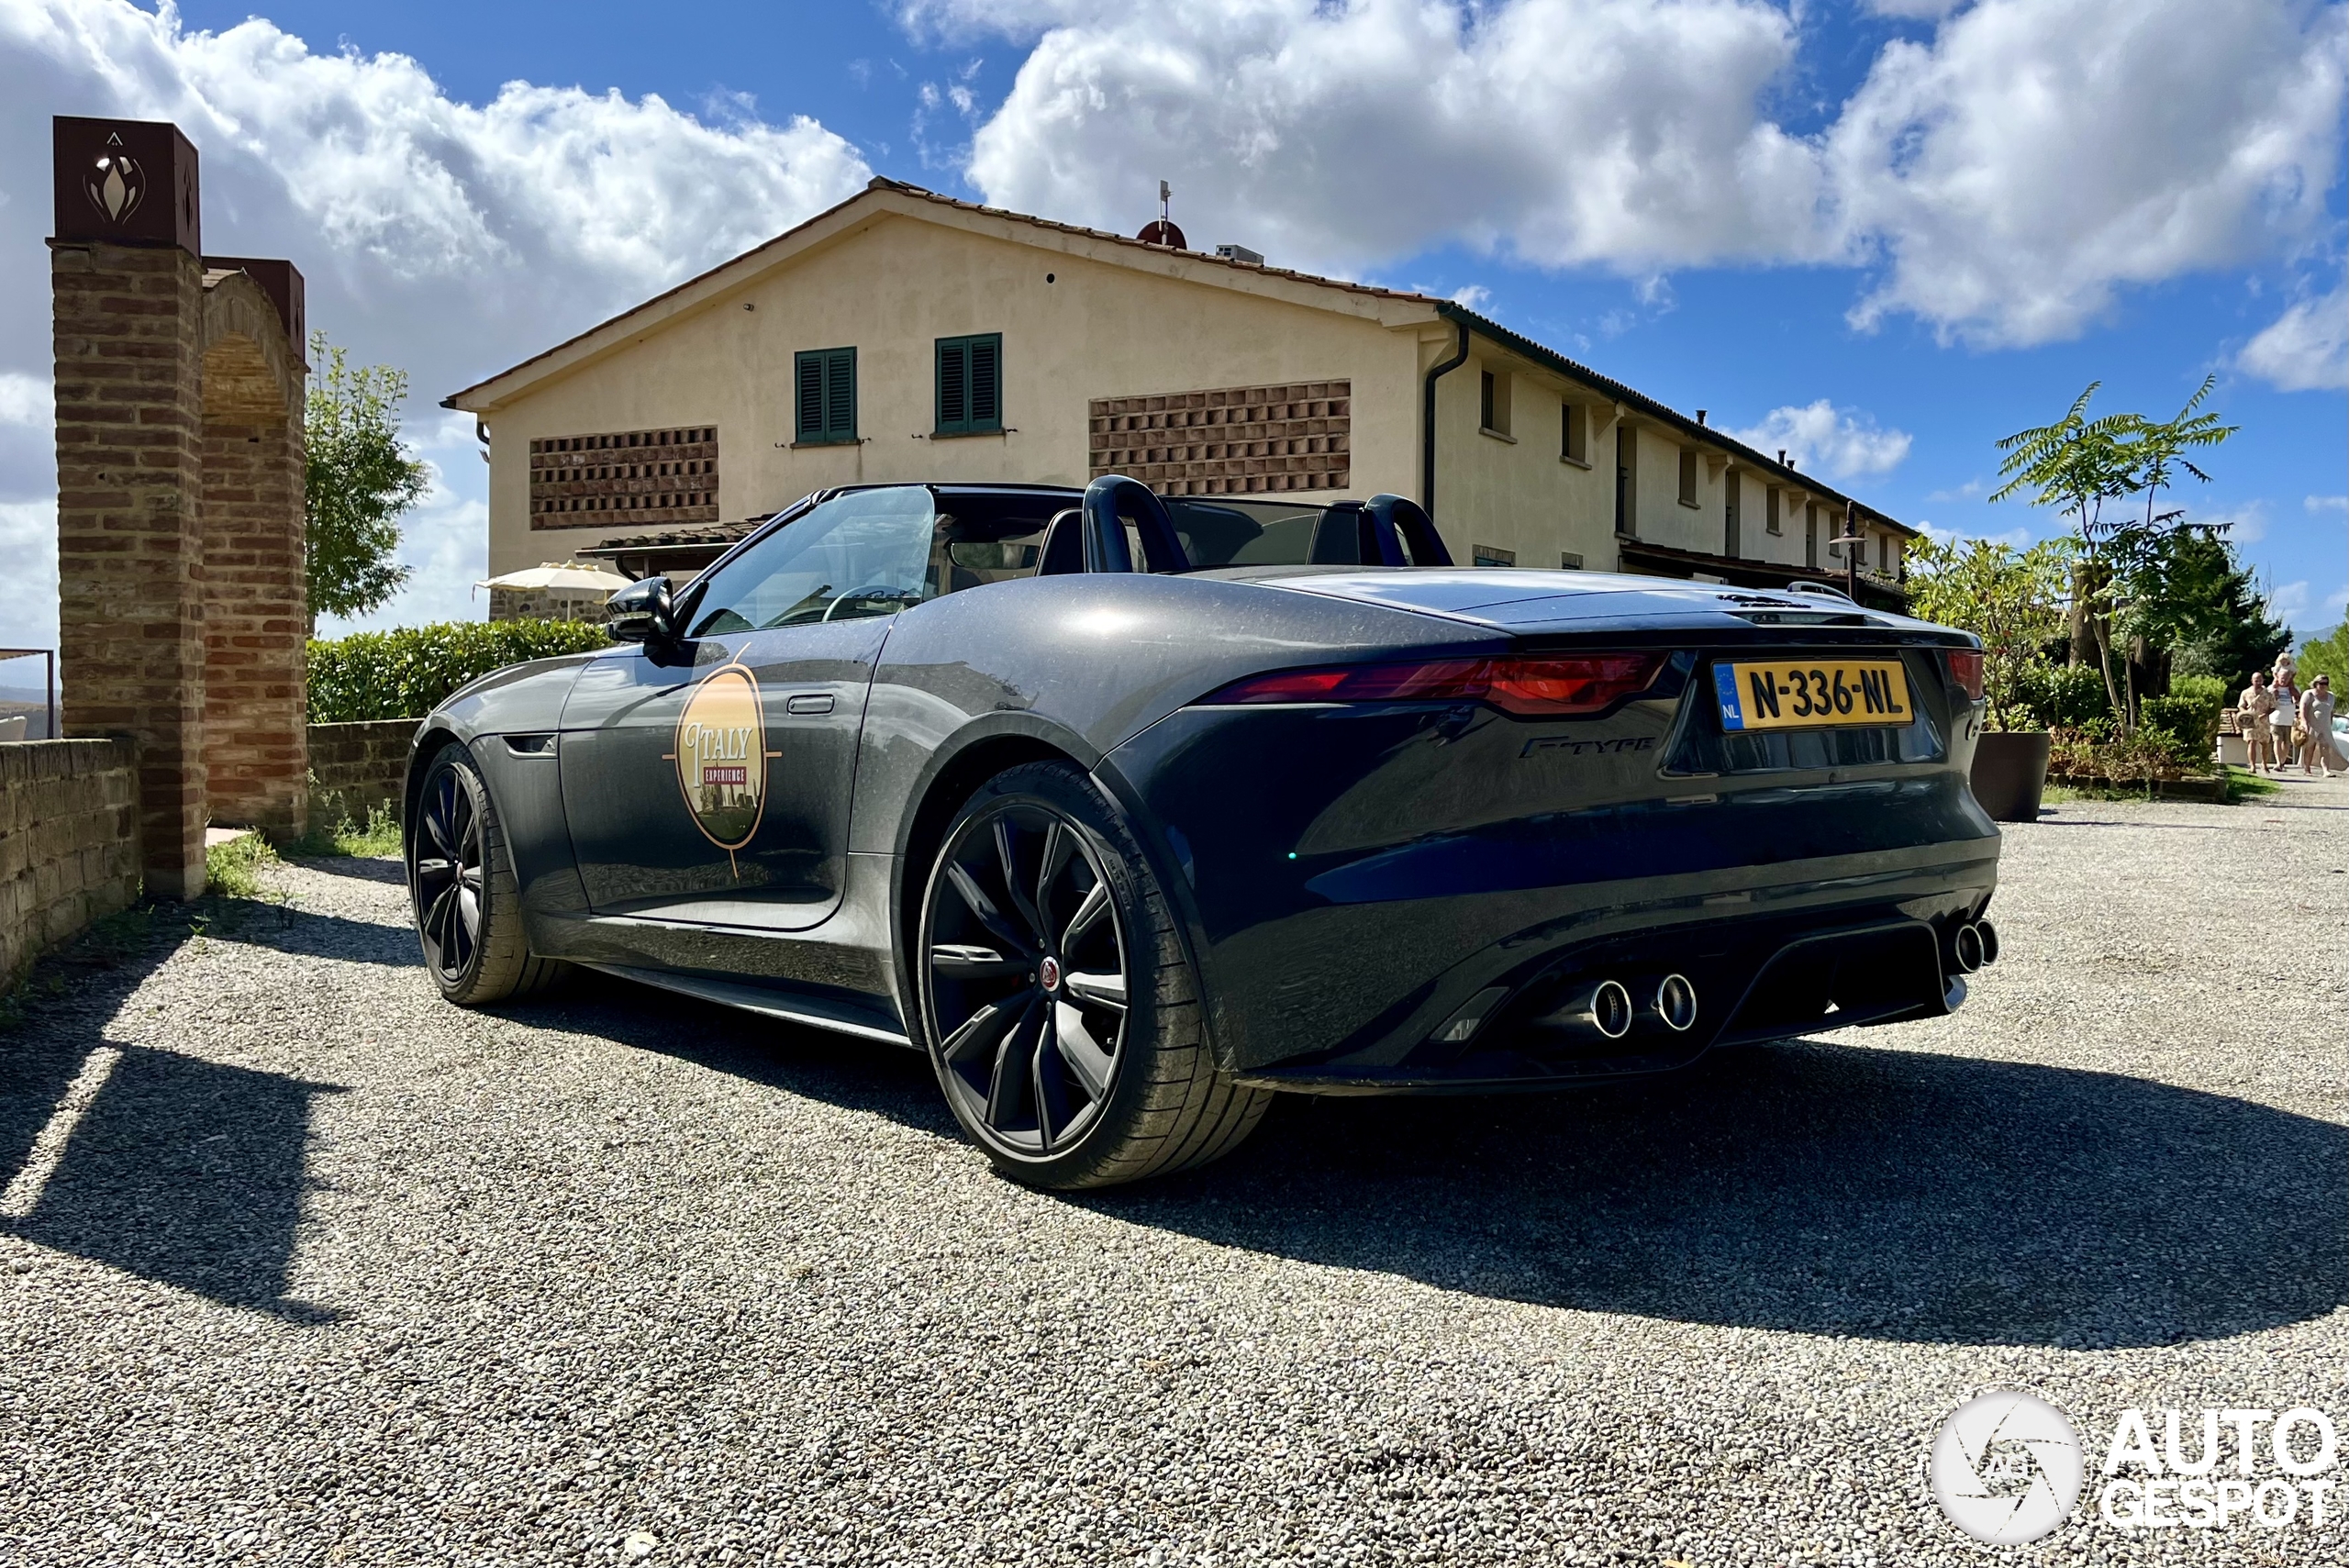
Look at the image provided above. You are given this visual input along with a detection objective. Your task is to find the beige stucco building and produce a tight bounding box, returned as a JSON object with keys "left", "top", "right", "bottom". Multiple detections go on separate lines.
{"left": 446, "top": 179, "right": 1914, "bottom": 603}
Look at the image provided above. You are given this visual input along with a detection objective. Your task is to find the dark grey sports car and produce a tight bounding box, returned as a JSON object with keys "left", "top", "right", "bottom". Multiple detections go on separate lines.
{"left": 406, "top": 476, "right": 2002, "bottom": 1188}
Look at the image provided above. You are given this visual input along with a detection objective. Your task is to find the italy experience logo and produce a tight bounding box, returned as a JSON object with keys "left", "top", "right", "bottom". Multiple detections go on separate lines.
{"left": 666, "top": 658, "right": 775, "bottom": 875}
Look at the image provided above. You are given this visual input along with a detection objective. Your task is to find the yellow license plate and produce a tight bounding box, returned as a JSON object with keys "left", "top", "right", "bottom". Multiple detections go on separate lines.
{"left": 1713, "top": 659, "right": 1913, "bottom": 731}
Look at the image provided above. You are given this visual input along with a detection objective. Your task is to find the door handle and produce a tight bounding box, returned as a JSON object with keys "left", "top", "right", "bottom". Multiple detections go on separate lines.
{"left": 785, "top": 693, "right": 835, "bottom": 716}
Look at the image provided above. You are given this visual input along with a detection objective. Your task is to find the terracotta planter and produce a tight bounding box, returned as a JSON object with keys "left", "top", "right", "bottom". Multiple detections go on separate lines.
{"left": 1970, "top": 730, "right": 2053, "bottom": 822}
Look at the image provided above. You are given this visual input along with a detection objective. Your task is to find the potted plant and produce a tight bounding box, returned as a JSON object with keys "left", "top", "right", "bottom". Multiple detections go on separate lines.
{"left": 1907, "top": 534, "right": 2071, "bottom": 821}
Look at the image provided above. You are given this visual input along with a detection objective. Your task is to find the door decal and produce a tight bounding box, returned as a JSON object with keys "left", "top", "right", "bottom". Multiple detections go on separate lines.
{"left": 664, "top": 659, "right": 780, "bottom": 875}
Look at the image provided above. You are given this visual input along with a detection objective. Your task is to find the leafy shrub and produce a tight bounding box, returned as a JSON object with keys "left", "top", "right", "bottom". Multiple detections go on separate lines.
{"left": 2140, "top": 675, "right": 2226, "bottom": 765}
{"left": 308, "top": 620, "right": 609, "bottom": 723}
{"left": 206, "top": 830, "right": 278, "bottom": 898}
{"left": 2011, "top": 661, "right": 2112, "bottom": 732}
{"left": 2048, "top": 723, "right": 2209, "bottom": 783}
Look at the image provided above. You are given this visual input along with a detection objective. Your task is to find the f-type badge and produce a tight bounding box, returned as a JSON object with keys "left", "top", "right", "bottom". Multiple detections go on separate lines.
{"left": 671, "top": 660, "right": 767, "bottom": 873}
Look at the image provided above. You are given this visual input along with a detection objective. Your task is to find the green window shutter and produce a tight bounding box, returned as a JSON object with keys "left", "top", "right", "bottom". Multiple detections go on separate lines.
{"left": 825, "top": 350, "right": 854, "bottom": 440}
{"left": 796, "top": 352, "right": 825, "bottom": 440}
{"left": 934, "top": 334, "right": 1002, "bottom": 434}
{"left": 794, "top": 348, "right": 856, "bottom": 444}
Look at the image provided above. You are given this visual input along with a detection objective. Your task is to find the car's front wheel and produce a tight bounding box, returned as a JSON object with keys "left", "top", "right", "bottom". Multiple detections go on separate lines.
{"left": 409, "top": 744, "right": 568, "bottom": 1006}
{"left": 918, "top": 761, "right": 1271, "bottom": 1189}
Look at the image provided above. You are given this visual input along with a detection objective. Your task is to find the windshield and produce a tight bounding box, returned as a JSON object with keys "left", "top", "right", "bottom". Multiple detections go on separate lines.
{"left": 686, "top": 487, "right": 1056, "bottom": 635}
{"left": 1167, "top": 497, "right": 1436, "bottom": 568}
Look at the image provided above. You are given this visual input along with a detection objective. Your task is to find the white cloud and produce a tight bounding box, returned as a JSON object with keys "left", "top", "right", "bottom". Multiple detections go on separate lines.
{"left": 918, "top": 0, "right": 2343, "bottom": 348}
{"left": 2176, "top": 502, "right": 2267, "bottom": 546}
{"left": 934, "top": 0, "right": 1831, "bottom": 278}
{"left": 1826, "top": 0, "right": 2346, "bottom": 346}
{"left": 0, "top": 371, "right": 50, "bottom": 428}
{"left": 1924, "top": 477, "right": 1984, "bottom": 502}
{"left": 2308, "top": 495, "right": 2349, "bottom": 513}
{"left": 0, "top": 0, "right": 871, "bottom": 651}
{"left": 0, "top": 497, "right": 58, "bottom": 651}
{"left": 1916, "top": 518, "right": 2034, "bottom": 550}
{"left": 1724, "top": 400, "right": 1912, "bottom": 480}
{"left": 1863, "top": 0, "right": 1967, "bottom": 17}
{"left": 2269, "top": 579, "right": 2313, "bottom": 628}
{"left": 2239, "top": 287, "right": 2349, "bottom": 392}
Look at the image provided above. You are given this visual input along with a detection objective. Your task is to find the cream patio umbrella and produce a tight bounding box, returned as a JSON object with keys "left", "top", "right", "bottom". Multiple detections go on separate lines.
{"left": 475, "top": 561, "right": 634, "bottom": 621}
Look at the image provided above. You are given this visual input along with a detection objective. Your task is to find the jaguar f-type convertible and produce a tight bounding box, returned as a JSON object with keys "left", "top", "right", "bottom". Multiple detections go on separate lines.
{"left": 405, "top": 476, "right": 2002, "bottom": 1188}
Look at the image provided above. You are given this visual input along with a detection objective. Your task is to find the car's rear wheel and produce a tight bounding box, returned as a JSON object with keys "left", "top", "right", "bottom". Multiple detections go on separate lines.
{"left": 410, "top": 744, "right": 569, "bottom": 1006}
{"left": 918, "top": 761, "right": 1270, "bottom": 1189}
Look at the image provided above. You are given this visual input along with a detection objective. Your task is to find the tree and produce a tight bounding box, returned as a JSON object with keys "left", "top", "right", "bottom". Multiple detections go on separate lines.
{"left": 2299, "top": 623, "right": 2349, "bottom": 692}
{"left": 306, "top": 331, "right": 428, "bottom": 628}
{"left": 2140, "top": 531, "right": 2289, "bottom": 695}
{"left": 1906, "top": 533, "right": 2072, "bottom": 730}
{"left": 1991, "top": 378, "right": 2239, "bottom": 733}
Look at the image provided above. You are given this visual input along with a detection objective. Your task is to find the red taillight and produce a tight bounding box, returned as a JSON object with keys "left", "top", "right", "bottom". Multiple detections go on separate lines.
{"left": 1945, "top": 649, "right": 1985, "bottom": 701}
{"left": 1485, "top": 654, "right": 1665, "bottom": 716}
{"left": 1203, "top": 653, "right": 1664, "bottom": 717}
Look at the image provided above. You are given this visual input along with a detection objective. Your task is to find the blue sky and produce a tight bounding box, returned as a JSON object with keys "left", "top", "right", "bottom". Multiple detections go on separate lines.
{"left": 0, "top": 0, "right": 2342, "bottom": 652}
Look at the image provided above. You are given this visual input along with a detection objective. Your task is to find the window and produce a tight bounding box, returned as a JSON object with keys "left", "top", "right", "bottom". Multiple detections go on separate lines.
{"left": 685, "top": 486, "right": 1056, "bottom": 635}
{"left": 1473, "top": 543, "right": 1516, "bottom": 567}
{"left": 1615, "top": 425, "right": 1636, "bottom": 537}
{"left": 1805, "top": 504, "right": 1819, "bottom": 568}
{"left": 1678, "top": 449, "right": 1699, "bottom": 507}
{"left": 1765, "top": 485, "right": 1782, "bottom": 535}
{"left": 1560, "top": 403, "right": 1586, "bottom": 464}
{"left": 1560, "top": 550, "right": 1585, "bottom": 570}
{"left": 1723, "top": 472, "right": 1742, "bottom": 558}
{"left": 1479, "top": 368, "right": 1511, "bottom": 437}
{"left": 935, "top": 333, "right": 1003, "bottom": 435}
{"left": 794, "top": 348, "right": 856, "bottom": 445}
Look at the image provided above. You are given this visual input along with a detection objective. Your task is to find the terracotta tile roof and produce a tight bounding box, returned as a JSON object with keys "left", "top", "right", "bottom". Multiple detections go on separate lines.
{"left": 862, "top": 177, "right": 1440, "bottom": 305}
{"left": 445, "top": 178, "right": 1437, "bottom": 409}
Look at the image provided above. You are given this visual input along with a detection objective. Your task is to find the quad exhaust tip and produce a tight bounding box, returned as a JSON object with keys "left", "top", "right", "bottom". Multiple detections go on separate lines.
{"left": 1953, "top": 919, "right": 1999, "bottom": 974}
{"left": 1652, "top": 973, "right": 1698, "bottom": 1032}
{"left": 1545, "top": 978, "right": 1635, "bottom": 1040}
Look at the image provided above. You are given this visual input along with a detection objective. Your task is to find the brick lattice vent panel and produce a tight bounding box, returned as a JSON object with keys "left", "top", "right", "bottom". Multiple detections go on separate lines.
{"left": 530, "top": 427, "right": 718, "bottom": 528}
{"left": 1088, "top": 382, "right": 1348, "bottom": 495}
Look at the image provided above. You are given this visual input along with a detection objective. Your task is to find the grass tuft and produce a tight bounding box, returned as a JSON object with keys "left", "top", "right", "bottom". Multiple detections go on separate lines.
{"left": 205, "top": 829, "right": 280, "bottom": 898}
{"left": 288, "top": 802, "right": 403, "bottom": 860}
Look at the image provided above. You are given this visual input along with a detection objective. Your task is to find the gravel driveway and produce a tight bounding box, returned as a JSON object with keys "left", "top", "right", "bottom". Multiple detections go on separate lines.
{"left": 3, "top": 778, "right": 2343, "bottom": 1566}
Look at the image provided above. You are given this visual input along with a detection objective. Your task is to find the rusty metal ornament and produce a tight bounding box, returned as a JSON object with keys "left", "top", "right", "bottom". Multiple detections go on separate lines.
{"left": 86, "top": 152, "right": 144, "bottom": 223}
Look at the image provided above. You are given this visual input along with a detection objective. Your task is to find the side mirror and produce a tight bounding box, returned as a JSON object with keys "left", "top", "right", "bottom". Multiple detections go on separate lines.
{"left": 607, "top": 575, "right": 677, "bottom": 645}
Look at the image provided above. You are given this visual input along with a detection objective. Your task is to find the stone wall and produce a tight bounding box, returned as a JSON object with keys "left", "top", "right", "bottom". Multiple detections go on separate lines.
{"left": 307, "top": 720, "right": 417, "bottom": 827}
{"left": 0, "top": 739, "right": 140, "bottom": 990}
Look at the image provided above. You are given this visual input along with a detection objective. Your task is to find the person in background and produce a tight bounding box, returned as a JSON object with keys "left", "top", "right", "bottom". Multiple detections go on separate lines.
{"left": 2271, "top": 664, "right": 2302, "bottom": 774}
{"left": 2299, "top": 673, "right": 2342, "bottom": 777}
{"left": 2239, "top": 671, "right": 2277, "bottom": 773}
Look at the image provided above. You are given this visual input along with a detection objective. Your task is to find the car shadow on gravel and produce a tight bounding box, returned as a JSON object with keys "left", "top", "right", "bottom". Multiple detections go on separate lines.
{"left": 1, "top": 907, "right": 345, "bottom": 1323}
{"left": 198, "top": 901, "right": 417, "bottom": 968}
{"left": 280, "top": 853, "right": 407, "bottom": 885}
{"left": 1083, "top": 1041, "right": 2348, "bottom": 1351}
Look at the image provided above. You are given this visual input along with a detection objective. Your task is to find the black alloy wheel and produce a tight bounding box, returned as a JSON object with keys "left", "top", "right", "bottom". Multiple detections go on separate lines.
{"left": 407, "top": 745, "right": 568, "bottom": 1006}
{"left": 917, "top": 761, "right": 1272, "bottom": 1189}
{"left": 414, "top": 762, "right": 485, "bottom": 985}
{"left": 926, "top": 800, "right": 1130, "bottom": 1155}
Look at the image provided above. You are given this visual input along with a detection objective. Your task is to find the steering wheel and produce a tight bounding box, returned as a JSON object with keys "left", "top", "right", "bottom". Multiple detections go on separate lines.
{"left": 822, "top": 584, "right": 914, "bottom": 621}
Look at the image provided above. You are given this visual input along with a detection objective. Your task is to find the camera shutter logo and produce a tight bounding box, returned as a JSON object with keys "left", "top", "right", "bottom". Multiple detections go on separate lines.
{"left": 1932, "top": 1392, "right": 2084, "bottom": 1545}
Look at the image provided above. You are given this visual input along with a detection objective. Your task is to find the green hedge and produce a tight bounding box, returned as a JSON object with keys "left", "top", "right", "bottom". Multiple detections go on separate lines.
{"left": 307, "top": 620, "right": 610, "bottom": 723}
{"left": 2140, "top": 674, "right": 2227, "bottom": 766}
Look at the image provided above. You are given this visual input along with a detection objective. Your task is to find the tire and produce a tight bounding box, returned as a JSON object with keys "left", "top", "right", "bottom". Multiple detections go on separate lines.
{"left": 916, "top": 760, "right": 1272, "bottom": 1190}
{"left": 409, "top": 743, "right": 570, "bottom": 1006}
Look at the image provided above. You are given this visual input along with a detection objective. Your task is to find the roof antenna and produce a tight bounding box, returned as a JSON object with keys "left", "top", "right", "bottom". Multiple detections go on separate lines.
{"left": 1136, "top": 180, "right": 1186, "bottom": 250}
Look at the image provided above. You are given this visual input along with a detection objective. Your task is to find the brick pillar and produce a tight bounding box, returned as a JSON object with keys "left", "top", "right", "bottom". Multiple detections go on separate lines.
{"left": 199, "top": 283, "right": 309, "bottom": 838}
{"left": 51, "top": 239, "right": 209, "bottom": 899}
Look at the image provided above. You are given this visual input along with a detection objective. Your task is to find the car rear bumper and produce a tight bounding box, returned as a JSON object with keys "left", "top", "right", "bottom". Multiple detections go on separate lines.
{"left": 1102, "top": 701, "right": 2000, "bottom": 1088}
